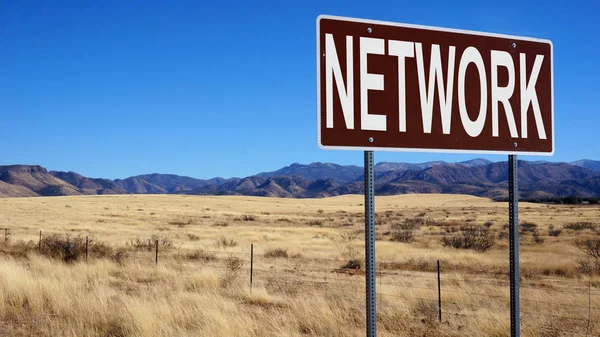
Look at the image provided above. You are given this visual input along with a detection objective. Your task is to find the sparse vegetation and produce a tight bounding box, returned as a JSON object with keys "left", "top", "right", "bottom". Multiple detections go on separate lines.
{"left": 442, "top": 225, "right": 496, "bottom": 252}
{"left": 187, "top": 233, "right": 200, "bottom": 241}
{"left": 338, "top": 231, "right": 360, "bottom": 260}
{"left": 548, "top": 224, "right": 563, "bottom": 237}
{"left": 341, "top": 259, "right": 362, "bottom": 270}
{"left": 392, "top": 230, "right": 415, "bottom": 243}
{"left": 187, "top": 249, "right": 217, "bottom": 262}
{"left": 129, "top": 234, "right": 173, "bottom": 251}
{"left": 521, "top": 221, "right": 538, "bottom": 233}
{"left": 533, "top": 230, "right": 544, "bottom": 244}
{"left": 395, "top": 217, "right": 425, "bottom": 230}
{"left": 575, "top": 239, "right": 600, "bottom": 275}
{"left": 307, "top": 219, "right": 323, "bottom": 226}
{"left": 39, "top": 234, "right": 113, "bottom": 262}
{"left": 213, "top": 221, "right": 229, "bottom": 227}
{"left": 264, "top": 248, "right": 288, "bottom": 258}
{"left": 214, "top": 236, "right": 238, "bottom": 249}
{"left": 0, "top": 194, "right": 598, "bottom": 336}
{"left": 565, "top": 222, "right": 597, "bottom": 231}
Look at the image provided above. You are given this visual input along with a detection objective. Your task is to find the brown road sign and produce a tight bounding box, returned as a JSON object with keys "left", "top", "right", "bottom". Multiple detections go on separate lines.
{"left": 317, "top": 15, "right": 554, "bottom": 155}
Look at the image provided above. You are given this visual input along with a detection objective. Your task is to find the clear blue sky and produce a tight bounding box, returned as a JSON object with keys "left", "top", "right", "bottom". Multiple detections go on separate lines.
{"left": 1, "top": 1, "right": 598, "bottom": 179}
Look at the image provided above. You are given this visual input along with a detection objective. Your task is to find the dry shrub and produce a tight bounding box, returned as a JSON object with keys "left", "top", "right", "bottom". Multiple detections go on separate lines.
{"left": 565, "top": 222, "right": 597, "bottom": 231}
{"left": 574, "top": 239, "right": 600, "bottom": 275}
{"left": 168, "top": 219, "right": 191, "bottom": 227}
{"left": 0, "top": 239, "right": 37, "bottom": 258}
{"left": 40, "top": 234, "right": 113, "bottom": 263}
{"left": 214, "top": 236, "right": 238, "bottom": 249}
{"left": 338, "top": 231, "right": 360, "bottom": 260}
{"left": 221, "top": 255, "right": 244, "bottom": 287}
{"left": 112, "top": 250, "right": 129, "bottom": 266}
{"left": 521, "top": 222, "right": 538, "bottom": 233}
{"left": 241, "top": 214, "right": 257, "bottom": 222}
{"left": 395, "top": 217, "right": 425, "bottom": 230}
{"left": 548, "top": 225, "right": 563, "bottom": 237}
{"left": 129, "top": 234, "right": 173, "bottom": 251}
{"left": 225, "top": 256, "right": 243, "bottom": 272}
{"left": 576, "top": 259, "right": 600, "bottom": 275}
{"left": 187, "top": 233, "right": 200, "bottom": 241}
{"left": 187, "top": 249, "right": 217, "bottom": 262}
{"left": 392, "top": 230, "right": 415, "bottom": 243}
{"left": 264, "top": 248, "right": 288, "bottom": 258}
{"left": 213, "top": 221, "right": 229, "bottom": 227}
{"left": 341, "top": 259, "right": 362, "bottom": 270}
{"left": 308, "top": 220, "right": 323, "bottom": 226}
{"left": 576, "top": 239, "right": 600, "bottom": 259}
{"left": 533, "top": 230, "right": 545, "bottom": 244}
{"left": 441, "top": 225, "right": 495, "bottom": 252}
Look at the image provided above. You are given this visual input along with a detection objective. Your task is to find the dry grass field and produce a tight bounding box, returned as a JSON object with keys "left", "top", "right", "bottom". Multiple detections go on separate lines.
{"left": 0, "top": 194, "right": 599, "bottom": 336}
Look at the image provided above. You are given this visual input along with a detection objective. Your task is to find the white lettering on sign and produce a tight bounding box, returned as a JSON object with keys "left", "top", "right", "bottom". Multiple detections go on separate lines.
{"left": 491, "top": 50, "right": 517, "bottom": 138}
{"left": 360, "top": 37, "right": 386, "bottom": 131}
{"left": 388, "top": 40, "right": 414, "bottom": 133}
{"left": 325, "top": 34, "right": 354, "bottom": 129}
{"left": 520, "top": 54, "right": 547, "bottom": 139}
{"left": 324, "top": 34, "right": 548, "bottom": 140}
{"left": 416, "top": 43, "right": 456, "bottom": 135}
{"left": 458, "top": 47, "right": 487, "bottom": 137}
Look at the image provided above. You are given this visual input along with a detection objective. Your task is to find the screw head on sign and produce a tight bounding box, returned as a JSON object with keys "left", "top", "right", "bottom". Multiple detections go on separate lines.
{"left": 513, "top": 142, "right": 518, "bottom": 148}
{"left": 367, "top": 27, "right": 372, "bottom": 33}
{"left": 512, "top": 42, "right": 517, "bottom": 48}
{"left": 368, "top": 137, "right": 374, "bottom": 143}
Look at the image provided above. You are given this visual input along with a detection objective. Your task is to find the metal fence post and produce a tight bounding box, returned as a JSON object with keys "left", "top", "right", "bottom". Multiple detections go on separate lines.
{"left": 250, "top": 243, "right": 254, "bottom": 291}
{"left": 508, "top": 155, "right": 520, "bottom": 337}
{"left": 39, "top": 230, "right": 42, "bottom": 251}
{"left": 4, "top": 228, "right": 7, "bottom": 242}
{"left": 364, "top": 150, "right": 376, "bottom": 337}
{"left": 155, "top": 240, "right": 159, "bottom": 265}
{"left": 85, "top": 236, "right": 89, "bottom": 263}
{"left": 437, "top": 259, "right": 442, "bottom": 322}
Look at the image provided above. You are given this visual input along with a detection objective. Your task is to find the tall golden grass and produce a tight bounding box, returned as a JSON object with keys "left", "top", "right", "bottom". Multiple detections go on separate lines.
{"left": 0, "top": 194, "right": 598, "bottom": 336}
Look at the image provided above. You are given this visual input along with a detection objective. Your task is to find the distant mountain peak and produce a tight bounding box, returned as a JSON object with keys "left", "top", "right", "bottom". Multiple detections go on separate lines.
{"left": 571, "top": 160, "right": 600, "bottom": 172}
{"left": 0, "top": 159, "right": 598, "bottom": 200}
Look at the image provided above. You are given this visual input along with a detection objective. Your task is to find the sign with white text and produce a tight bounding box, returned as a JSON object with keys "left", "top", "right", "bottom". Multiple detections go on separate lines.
{"left": 317, "top": 15, "right": 554, "bottom": 155}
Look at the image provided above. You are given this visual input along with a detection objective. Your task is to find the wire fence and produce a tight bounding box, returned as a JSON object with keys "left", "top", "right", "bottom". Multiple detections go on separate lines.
{"left": 1, "top": 228, "right": 599, "bottom": 335}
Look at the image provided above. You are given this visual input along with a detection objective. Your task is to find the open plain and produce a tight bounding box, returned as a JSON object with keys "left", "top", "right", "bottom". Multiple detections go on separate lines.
{"left": 0, "top": 194, "right": 599, "bottom": 336}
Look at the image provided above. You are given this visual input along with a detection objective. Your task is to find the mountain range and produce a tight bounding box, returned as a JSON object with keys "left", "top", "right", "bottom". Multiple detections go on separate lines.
{"left": 0, "top": 159, "right": 599, "bottom": 200}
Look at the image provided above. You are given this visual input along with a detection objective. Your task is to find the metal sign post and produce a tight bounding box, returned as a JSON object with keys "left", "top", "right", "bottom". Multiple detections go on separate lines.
{"left": 508, "top": 155, "right": 520, "bottom": 337}
{"left": 364, "top": 151, "right": 376, "bottom": 337}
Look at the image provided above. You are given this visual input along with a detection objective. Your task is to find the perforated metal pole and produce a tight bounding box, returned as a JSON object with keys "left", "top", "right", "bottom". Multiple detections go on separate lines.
{"left": 508, "top": 155, "right": 520, "bottom": 337}
{"left": 364, "top": 151, "right": 376, "bottom": 337}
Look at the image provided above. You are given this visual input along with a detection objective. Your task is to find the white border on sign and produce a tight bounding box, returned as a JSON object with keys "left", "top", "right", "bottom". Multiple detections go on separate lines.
{"left": 316, "top": 14, "right": 554, "bottom": 156}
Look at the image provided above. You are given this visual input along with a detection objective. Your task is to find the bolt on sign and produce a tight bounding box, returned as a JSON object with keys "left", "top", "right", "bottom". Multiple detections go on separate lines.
{"left": 317, "top": 15, "right": 554, "bottom": 155}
